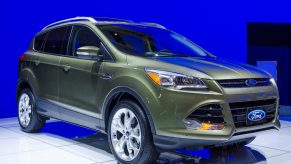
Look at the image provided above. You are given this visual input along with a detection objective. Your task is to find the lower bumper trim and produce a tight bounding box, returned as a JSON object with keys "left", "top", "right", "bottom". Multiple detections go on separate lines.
{"left": 153, "top": 134, "right": 218, "bottom": 150}
{"left": 153, "top": 124, "right": 279, "bottom": 150}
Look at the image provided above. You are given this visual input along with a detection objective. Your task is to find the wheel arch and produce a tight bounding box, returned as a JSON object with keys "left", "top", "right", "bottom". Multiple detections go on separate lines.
{"left": 16, "top": 79, "right": 35, "bottom": 102}
{"left": 101, "top": 86, "right": 156, "bottom": 134}
{"left": 17, "top": 66, "right": 39, "bottom": 101}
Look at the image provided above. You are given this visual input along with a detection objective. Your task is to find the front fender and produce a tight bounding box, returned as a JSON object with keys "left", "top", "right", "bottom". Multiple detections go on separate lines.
{"left": 99, "top": 67, "right": 162, "bottom": 134}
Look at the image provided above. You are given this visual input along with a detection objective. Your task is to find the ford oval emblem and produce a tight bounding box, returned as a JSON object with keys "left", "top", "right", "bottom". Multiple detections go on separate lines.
{"left": 245, "top": 79, "right": 257, "bottom": 86}
{"left": 247, "top": 109, "right": 266, "bottom": 122}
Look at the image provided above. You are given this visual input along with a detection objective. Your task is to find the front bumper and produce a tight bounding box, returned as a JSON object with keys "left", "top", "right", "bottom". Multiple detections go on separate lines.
{"left": 148, "top": 79, "right": 280, "bottom": 150}
{"left": 153, "top": 118, "right": 280, "bottom": 150}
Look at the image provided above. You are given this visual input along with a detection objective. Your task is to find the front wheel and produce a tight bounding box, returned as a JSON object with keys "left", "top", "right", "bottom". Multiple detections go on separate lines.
{"left": 108, "top": 100, "right": 159, "bottom": 164}
{"left": 17, "top": 88, "right": 46, "bottom": 133}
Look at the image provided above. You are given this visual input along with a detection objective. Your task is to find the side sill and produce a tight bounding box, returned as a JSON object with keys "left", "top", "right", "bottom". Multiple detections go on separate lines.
{"left": 36, "top": 99, "right": 105, "bottom": 133}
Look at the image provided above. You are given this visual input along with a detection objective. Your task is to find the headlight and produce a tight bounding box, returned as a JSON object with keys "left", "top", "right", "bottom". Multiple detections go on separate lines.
{"left": 145, "top": 69, "right": 207, "bottom": 90}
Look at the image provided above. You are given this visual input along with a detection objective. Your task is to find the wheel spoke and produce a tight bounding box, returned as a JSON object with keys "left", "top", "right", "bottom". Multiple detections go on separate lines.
{"left": 118, "top": 117, "right": 125, "bottom": 129}
{"left": 127, "top": 140, "right": 139, "bottom": 158}
{"left": 25, "top": 96, "right": 29, "bottom": 107}
{"left": 116, "top": 137, "right": 126, "bottom": 153}
{"left": 113, "top": 118, "right": 125, "bottom": 133}
{"left": 26, "top": 113, "right": 30, "bottom": 122}
{"left": 132, "top": 125, "right": 141, "bottom": 140}
{"left": 27, "top": 106, "right": 32, "bottom": 114}
{"left": 124, "top": 112, "right": 135, "bottom": 130}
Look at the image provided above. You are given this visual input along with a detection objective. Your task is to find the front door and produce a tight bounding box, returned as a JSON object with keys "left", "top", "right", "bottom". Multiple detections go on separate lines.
{"left": 59, "top": 25, "right": 104, "bottom": 120}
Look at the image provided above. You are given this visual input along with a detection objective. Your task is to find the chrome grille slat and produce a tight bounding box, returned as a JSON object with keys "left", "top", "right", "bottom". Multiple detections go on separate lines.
{"left": 230, "top": 104, "right": 275, "bottom": 110}
{"left": 217, "top": 78, "right": 271, "bottom": 88}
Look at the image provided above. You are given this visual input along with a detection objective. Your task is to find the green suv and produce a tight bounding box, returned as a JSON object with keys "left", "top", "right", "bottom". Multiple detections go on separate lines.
{"left": 17, "top": 17, "right": 280, "bottom": 163}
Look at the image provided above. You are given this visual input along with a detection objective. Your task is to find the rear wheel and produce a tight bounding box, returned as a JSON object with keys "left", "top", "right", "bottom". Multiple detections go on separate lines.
{"left": 108, "top": 100, "right": 159, "bottom": 164}
{"left": 18, "top": 88, "right": 46, "bottom": 133}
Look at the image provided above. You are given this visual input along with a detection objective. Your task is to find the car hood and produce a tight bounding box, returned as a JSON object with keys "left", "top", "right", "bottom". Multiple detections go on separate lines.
{"left": 153, "top": 57, "right": 271, "bottom": 80}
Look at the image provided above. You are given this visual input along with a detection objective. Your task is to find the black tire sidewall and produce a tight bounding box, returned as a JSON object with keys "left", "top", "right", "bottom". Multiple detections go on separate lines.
{"left": 108, "top": 100, "right": 153, "bottom": 164}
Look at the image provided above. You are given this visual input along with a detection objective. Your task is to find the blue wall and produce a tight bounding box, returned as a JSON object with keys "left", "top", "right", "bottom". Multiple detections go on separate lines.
{"left": 1, "top": 0, "right": 291, "bottom": 118}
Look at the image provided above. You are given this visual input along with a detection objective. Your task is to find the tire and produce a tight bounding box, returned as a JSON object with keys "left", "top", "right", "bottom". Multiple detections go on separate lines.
{"left": 17, "top": 88, "right": 46, "bottom": 133}
{"left": 108, "top": 100, "right": 159, "bottom": 164}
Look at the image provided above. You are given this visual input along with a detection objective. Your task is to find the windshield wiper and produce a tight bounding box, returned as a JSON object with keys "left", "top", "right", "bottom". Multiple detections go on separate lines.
{"left": 144, "top": 52, "right": 188, "bottom": 57}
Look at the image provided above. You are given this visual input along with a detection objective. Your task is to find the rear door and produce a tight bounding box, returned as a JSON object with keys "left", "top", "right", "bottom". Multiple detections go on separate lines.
{"left": 32, "top": 26, "right": 71, "bottom": 117}
{"left": 58, "top": 25, "right": 104, "bottom": 121}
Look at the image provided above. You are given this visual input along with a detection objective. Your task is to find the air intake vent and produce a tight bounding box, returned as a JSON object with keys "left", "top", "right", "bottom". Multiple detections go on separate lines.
{"left": 217, "top": 78, "right": 271, "bottom": 88}
{"left": 186, "top": 104, "right": 224, "bottom": 124}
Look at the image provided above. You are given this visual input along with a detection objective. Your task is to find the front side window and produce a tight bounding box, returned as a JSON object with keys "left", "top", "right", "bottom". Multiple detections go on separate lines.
{"left": 43, "top": 26, "right": 71, "bottom": 55}
{"left": 68, "top": 26, "right": 101, "bottom": 56}
{"left": 99, "top": 24, "right": 209, "bottom": 58}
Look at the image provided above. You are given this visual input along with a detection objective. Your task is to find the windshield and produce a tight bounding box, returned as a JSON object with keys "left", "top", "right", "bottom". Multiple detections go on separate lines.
{"left": 98, "top": 24, "right": 209, "bottom": 58}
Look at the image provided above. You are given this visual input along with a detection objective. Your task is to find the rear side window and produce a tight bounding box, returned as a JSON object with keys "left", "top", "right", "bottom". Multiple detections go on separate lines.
{"left": 43, "top": 26, "right": 71, "bottom": 55}
{"left": 34, "top": 33, "right": 47, "bottom": 51}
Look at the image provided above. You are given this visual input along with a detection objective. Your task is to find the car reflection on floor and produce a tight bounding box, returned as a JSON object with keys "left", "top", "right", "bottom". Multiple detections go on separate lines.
{"left": 40, "top": 121, "right": 267, "bottom": 164}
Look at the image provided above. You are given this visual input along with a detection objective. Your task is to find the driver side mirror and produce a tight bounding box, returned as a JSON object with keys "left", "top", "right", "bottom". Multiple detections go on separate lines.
{"left": 76, "top": 46, "right": 102, "bottom": 61}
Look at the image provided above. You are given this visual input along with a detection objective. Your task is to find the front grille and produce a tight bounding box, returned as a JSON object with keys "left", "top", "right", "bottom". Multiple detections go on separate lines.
{"left": 187, "top": 104, "right": 224, "bottom": 124}
{"left": 217, "top": 78, "right": 271, "bottom": 88}
{"left": 229, "top": 99, "right": 276, "bottom": 128}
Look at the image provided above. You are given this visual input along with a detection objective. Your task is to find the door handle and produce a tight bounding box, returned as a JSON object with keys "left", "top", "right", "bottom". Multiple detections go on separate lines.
{"left": 34, "top": 59, "right": 40, "bottom": 66}
{"left": 63, "top": 64, "right": 71, "bottom": 72}
{"left": 100, "top": 73, "right": 112, "bottom": 79}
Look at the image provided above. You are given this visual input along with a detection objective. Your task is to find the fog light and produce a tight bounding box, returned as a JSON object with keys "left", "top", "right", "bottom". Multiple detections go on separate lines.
{"left": 183, "top": 119, "right": 224, "bottom": 130}
{"left": 198, "top": 123, "right": 224, "bottom": 130}
{"left": 183, "top": 119, "right": 201, "bottom": 129}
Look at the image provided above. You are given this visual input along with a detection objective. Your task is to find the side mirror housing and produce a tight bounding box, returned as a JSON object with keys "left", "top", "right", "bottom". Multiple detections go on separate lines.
{"left": 76, "top": 46, "right": 102, "bottom": 61}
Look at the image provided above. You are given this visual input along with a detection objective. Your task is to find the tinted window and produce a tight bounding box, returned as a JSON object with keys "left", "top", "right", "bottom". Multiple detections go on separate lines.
{"left": 43, "top": 26, "right": 70, "bottom": 54}
{"left": 61, "top": 26, "right": 72, "bottom": 55}
{"left": 99, "top": 25, "right": 209, "bottom": 58}
{"left": 34, "top": 33, "right": 47, "bottom": 51}
{"left": 69, "top": 26, "right": 101, "bottom": 56}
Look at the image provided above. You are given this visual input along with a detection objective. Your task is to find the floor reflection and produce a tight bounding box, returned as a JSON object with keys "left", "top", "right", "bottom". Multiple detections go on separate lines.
{"left": 169, "top": 147, "right": 266, "bottom": 164}
{"left": 40, "top": 121, "right": 267, "bottom": 164}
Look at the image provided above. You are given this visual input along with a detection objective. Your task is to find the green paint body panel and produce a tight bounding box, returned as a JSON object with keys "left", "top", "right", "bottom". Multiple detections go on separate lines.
{"left": 17, "top": 20, "right": 280, "bottom": 150}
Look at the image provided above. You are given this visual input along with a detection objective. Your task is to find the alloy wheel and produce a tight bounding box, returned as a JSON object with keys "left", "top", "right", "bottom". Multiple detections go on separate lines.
{"left": 18, "top": 93, "right": 32, "bottom": 127}
{"left": 110, "top": 108, "right": 142, "bottom": 161}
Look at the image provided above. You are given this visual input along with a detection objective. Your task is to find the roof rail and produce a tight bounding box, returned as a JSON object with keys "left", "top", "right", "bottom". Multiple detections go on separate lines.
{"left": 140, "top": 22, "right": 166, "bottom": 29}
{"left": 43, "top": 17, "right": 97, "bottom": 30}
{"left": 92, "top": 16, "right": 134, "bottom": 23}
{"left": 42, "top": 17, "right": 167, "bottom": 30}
